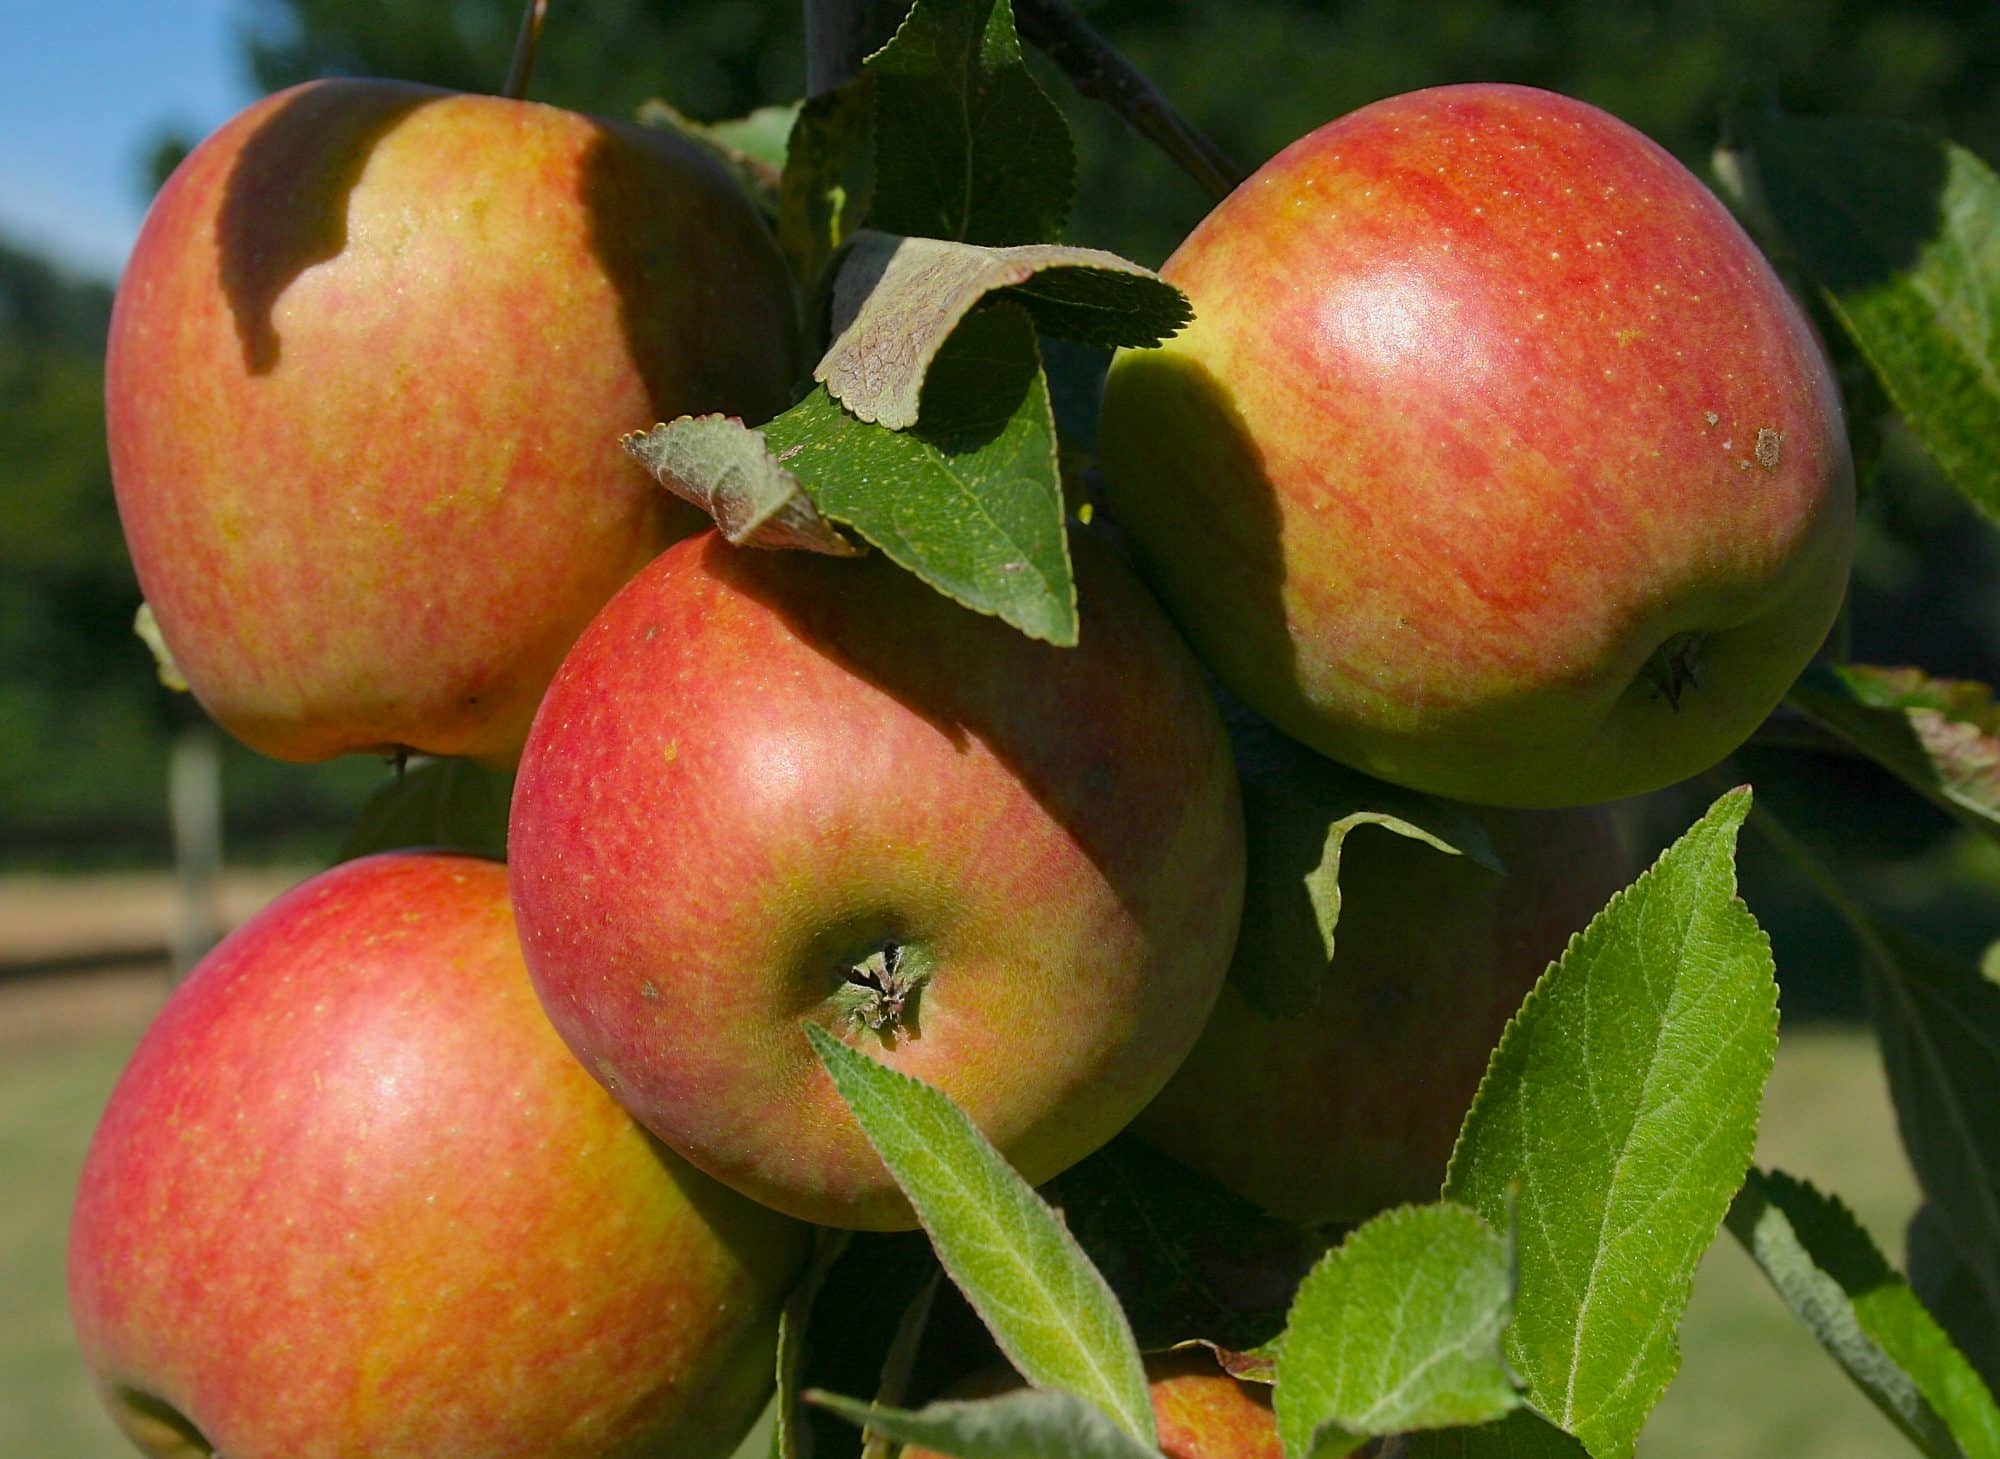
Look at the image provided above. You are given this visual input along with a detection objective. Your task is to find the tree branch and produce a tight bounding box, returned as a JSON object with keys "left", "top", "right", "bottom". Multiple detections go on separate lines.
{"left": 1013, "top": 0, "right": 1244, "bottom": 205}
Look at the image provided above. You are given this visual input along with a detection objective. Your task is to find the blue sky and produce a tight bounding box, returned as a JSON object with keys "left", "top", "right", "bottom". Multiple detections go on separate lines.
{"left": 1, "top": 2, "right": 253, "bottom": 280}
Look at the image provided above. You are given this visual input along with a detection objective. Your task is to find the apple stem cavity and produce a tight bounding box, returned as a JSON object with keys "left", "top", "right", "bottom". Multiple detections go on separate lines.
{"left": 837, "top": 941, "right": 928, "bottom": 1036}
{"left": 503, "top": 0, "right": 550, "bottom": 101}
{"left": 1643, "top": 632, "right": 1706, "bottom": 711}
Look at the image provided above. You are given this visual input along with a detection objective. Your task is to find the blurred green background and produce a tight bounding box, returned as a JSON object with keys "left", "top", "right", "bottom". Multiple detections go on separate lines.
{"left": 3, "top": 4, "right": 1998, "bottom": 1453}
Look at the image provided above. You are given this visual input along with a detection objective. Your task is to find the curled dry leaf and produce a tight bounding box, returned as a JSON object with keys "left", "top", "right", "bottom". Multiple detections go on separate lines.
{"left": 819, "top": 230, "right": 1190, "bottom": 430}
{"left": 622, "top": 417, "right": 861, "bottom": 557}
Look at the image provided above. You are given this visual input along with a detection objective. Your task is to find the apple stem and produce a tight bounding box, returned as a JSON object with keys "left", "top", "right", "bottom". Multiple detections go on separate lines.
{"left": 503, "top": 0, "right": 550, "bottom": 101}
{"left": 1013, "top": 0, "right": 1245, "bottom": 204}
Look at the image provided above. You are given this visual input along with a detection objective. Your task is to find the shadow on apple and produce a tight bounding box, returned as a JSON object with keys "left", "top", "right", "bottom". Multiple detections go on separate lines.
{"left": 1095, "top": 347, "right": 1298, "bottom": 745}
{"left": 218, "top": 82, "right": 426, "bottom": 374}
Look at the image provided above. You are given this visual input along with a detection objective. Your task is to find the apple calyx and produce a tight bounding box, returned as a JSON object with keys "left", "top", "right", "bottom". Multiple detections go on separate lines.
{"left": 1643, "top": 632, "right": 1706, "bottom": 711}
{"left": 835, "top": 941, "right": 929, "bottom": 1035}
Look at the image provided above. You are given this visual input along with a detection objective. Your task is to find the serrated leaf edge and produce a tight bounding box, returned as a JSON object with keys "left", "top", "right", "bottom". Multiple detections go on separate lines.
{"left": 803, "top": 1023, "right": 1155, "bottom": 1444}
{"left": 1442, "top": 788, "right": 1777, "bottom": 1455}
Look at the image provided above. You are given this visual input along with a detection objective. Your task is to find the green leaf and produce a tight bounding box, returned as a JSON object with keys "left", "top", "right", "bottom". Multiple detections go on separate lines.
{"left": 1726, "top": 1168, "right": 2000, "bottom": 1459}
{"left": 1401, "top": 1412, "right": 1592, "bottom": 1458}
{"left": 710, "top": 103, "right": 803, "bottom": 173}
{"left": 335, "top": 758, "right": 512, "bottom": 862}
{"left": 769, "top": 1229, "right": 852, "bottom": 1459}
{"left": 807, "top": 1388, "right": 1162, "bottom": 1459}
{"left": 1275, "top": 1203, "right": 1519, "bottom": 1459}
{"left": 629, "top": 308, "right": 1073, "bottom": 644}
{"left": 868, "top": 0, "right": 1075, "bottom": 245}
{"left": 819, "top": 231, "right": 1188, "bottom": 429}
{"left": 779, "top": 79, "right": 876, "bottom": 295}
{"left": 1041, "top": 1137, "right": 1325, "bottom": 1355}
{"left": 1224, "top": 708, "right": 1501, "bottom": 1019}
{"left": 132, "top": 602, "right": 189, "bottom": 692}
{"left": 1864, "top": 924, "right": 2000, "bottom": 1330}
{"left": 1788, "top": 664, "right": 2000, "bottom": 846}
{"left": 636, "top": 99, "right": 798, "bottom": 216}
{"left": 804, "top": 1023, "right": 1155, "bottom": 1446}
{"left": 1443, "top": 789, "right": 1778, "bottom": 1459}
{"left": 1732, "top": 112, "right": 2000, "bottom": 518}
{"left": 766, "top": 302, "right": 1075, "bottom": 644}
{"left": 622, "top": 415, "right": 862, "bottom": 556}
{"left": 1910, "top": 1203, "right": 2000, "bottom": 1393}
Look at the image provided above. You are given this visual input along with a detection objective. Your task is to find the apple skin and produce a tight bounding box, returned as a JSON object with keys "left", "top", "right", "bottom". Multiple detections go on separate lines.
{"left": 1135, "top": 723, "right": 1631, "bottom": 1224}
{"left": 108, "top": 78, "right": 798, "bottom": 766}
{"left": 68, "top": 853, "right": 810, "bottom": 1459}
{"left": 901, "top": 1350, "right": 1281, "bottom": 1459}
{"left": 1097, "top": 83, "right": 1853, "bottom": 807}
{"left": 508, "top": 533, "right": 1246, "bottom": 1231}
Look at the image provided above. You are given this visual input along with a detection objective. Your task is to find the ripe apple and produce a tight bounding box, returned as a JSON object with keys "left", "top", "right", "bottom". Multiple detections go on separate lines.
{"left": 1097, "top": 83, "right": 1854, "bottom": 808}
{"left": 69, "top": 853, "right": 810, "bottom": 1459}
{"left": 108, "top": 78, "right": 798, "bottom": 766}
{"left": 508, "top": 532, "right": 1247, "bottom": 1231}
{"left": 1135, "top": 719, "right": 1631, "bottom": 1224}
{"left": 900, "top": 1350, "right": 1281, "bottom": 1459}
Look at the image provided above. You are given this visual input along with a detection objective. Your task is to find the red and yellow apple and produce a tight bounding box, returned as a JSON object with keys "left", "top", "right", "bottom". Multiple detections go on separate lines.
{"left": 508, "top": 533, "right": 1246, "bottom": 1230}
{"left": 108, "top": 78, "right": 798, "bottom": 766}
{"left": 69, "top": 853, "right": 808, "bottom": 1459}
{"left": 1098, "top": 84, "right": 1853, "bottom": 807}
{"left": 1137, "top": 720, "right": 1631, "bottom": 1224}
{"left": 901, "top": 1350, "right": 1281, "bottom": 1459}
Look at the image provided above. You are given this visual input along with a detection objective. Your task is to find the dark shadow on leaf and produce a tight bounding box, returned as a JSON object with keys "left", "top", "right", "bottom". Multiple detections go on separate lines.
{"left": 825, "top": 232, "right": 896, "bottom": 345}
{"left": 912, "top": 301, "right": 1041, "bottom": 452}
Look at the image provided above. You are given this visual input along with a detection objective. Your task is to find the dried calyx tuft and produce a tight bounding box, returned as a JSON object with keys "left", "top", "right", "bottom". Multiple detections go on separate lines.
{"left": 842, "top": 942, "right": 925, "bottom": 1034}
{"left": 1643, "top": 632, "right": 1705, "bottom": 711}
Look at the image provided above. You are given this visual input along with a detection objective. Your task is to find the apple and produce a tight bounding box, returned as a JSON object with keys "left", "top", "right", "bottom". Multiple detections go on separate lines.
{"left": 68, "top": 853, "right": 810, "bottom": 1459}
{"left": 507, "top": 532, "right": 1247, "bottom": 1231}
{"left": 1135, "top": 718, "right": 1631, "bottom": 1224}
{"left": 108, "top": 78, "right": 798, "bottom": 767}
{"left": 1097, "top": 83, "right": 1854, "bottom": 808}
{"left": 900, "top": 1350, "right": 1280, "bottom": 1459}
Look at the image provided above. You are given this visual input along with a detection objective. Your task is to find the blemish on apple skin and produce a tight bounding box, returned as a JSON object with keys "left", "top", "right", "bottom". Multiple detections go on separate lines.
{"left": 662, "top": 740, "right": 679, "bottom": 764}
{"left": 639, "top": 980, "right": 662, "bottom": 1002}
{"left": 1755, "top": 428, "right": 1783, "bottom": 471}
{"left": 1703, "top": 410, "right": 1720, "bottom": 429}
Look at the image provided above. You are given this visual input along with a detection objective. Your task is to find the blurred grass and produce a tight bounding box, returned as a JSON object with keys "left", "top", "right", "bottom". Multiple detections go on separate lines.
{"left": 0, "top": 1011, "right": 1927, "bottom": 1458}
{"left": 0, "top": 1023, "right": 147, "bottom": 1457}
